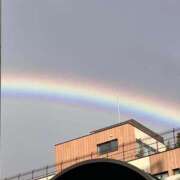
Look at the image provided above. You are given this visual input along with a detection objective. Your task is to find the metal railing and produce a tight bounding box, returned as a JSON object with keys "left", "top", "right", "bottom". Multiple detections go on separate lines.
{"left": 2, "top": 127, "right": 180, "bottom": 180}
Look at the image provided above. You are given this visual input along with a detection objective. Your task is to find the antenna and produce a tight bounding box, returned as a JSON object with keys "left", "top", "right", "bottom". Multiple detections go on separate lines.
{"left": 117, "top": 95, "right": 121, "bottom": 122}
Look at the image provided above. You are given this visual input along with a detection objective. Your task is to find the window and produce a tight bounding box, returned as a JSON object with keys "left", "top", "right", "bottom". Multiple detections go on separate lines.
{"left": 136, "top": 139, "right": 156, "bottom": 158}
{"left": 97, "top": 139, "right": 118, "bottom": 154}
{"left": 174, "top": 168, "right": 180, "bottom": 175}
{"left": 154, "top": 172, "right": 168, "bottom": 180}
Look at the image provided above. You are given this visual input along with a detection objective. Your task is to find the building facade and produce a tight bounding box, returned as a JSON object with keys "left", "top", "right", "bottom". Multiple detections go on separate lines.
{"left": 2, "top": 119, "right": 180, "bottom": 180}
{"left": 55, "top": 119, "right": 180, "bottom": 180}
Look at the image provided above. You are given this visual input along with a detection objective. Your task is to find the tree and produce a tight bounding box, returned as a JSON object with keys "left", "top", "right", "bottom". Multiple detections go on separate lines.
{"left": 138, "top": 146, "right": 145, "bottom": 157}
{"left": 136, "top": 143, "right": 144, "bottom": 158}
{"left": 166, "top": 140, "right": 171, "bottom": 150}
{"left": 176, "top": 132, "right": 180, "bottom": 147}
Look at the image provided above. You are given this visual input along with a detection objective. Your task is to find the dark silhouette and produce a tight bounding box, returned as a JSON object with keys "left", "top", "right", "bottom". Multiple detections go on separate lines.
{"left": 176, "top": 133, "right": 180, "bottom": 147}
{"left": 52, "top": 159, "right": 155, "bottom": 180}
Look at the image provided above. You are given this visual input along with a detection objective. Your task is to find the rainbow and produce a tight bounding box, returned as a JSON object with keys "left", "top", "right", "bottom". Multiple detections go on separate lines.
{"left": 2, "top": 74, "right": 180, "bottom": 126}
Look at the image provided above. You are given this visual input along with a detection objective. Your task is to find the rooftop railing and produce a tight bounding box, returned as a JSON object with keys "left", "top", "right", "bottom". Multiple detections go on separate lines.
{"left": 2, "top": 127, "right": 180, "bottom": 180}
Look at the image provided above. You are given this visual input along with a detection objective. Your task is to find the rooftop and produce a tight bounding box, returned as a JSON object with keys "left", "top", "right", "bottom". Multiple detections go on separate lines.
{"left": 90, "top": 119, "right": 164, "bottom": 143}
{"left": 55, "top": 119, "right": 164, "bottom": 146}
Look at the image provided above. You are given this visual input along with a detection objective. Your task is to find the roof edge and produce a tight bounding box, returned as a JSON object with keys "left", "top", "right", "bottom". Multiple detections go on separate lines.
{"left": 55, "top": 119, "right": 164, "bottom": 146}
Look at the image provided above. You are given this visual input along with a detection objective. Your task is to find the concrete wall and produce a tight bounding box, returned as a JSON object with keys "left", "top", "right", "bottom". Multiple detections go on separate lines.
{"left": 129, "top": 157, "right": 151, "bottom": 173}
{"left": 166, "top": 174, "right": 180, "bottom": 180}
